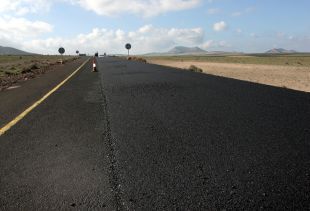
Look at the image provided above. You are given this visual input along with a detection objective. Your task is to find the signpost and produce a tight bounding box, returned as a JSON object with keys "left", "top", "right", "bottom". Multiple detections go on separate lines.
{"left": 58, "top": 47, "right": 65, "bottom": 55}
{"left": 58, "top": 47, "right": 65, "bottom": 64}
{"left": 76, "top": 50, "right": 79, "bottom": 56}
{"left": 125, "top": 43, "right": 131, "bottom": 56}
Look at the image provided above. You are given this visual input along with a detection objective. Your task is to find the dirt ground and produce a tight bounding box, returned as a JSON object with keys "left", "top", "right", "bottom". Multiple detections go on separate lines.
{"left": 148, "top": 59, "right": 310, "bottom": 93}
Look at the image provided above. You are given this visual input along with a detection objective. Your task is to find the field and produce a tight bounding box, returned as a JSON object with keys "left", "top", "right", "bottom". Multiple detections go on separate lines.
{"left": 146, "top": 54, "right": 310, "bottom": 92}
{"left": 146, "top": 54, "right": 310, "bottom": 67}
{"left": 0, "top": 55, "right": 79, "bottom": 90}
{"left": 0, "top": 55, "right": 77, "bottom": 78}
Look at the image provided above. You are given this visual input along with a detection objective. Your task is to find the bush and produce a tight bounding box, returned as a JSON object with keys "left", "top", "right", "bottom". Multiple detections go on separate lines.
{"left": 21, "top": 67, "right": 32, "bottom": 74}
{"left": 4, "top": 70, "right": 14, "bottom": 75}
{"left": 188, "top": 65, "right": 203, "bottom": 73}
{"left": 30, "top": 63, "right": 40, "bottom": 70}
{"left": 137, "top": 57, "right": 147, "bottom": 63}
{"left": 127, "top": 56, "right": 147, "bottom": 63}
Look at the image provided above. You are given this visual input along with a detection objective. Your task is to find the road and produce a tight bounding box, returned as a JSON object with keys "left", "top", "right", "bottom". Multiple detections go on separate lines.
{"left": 0, "top": 57, "right": 309, "bottom": 210}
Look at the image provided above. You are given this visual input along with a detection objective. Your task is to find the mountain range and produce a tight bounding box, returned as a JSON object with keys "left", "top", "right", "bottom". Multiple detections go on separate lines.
{"left": 0, "top": 46, "right": 34, "bottom": 55}
{"left": 144, "top": 46, "right": 301, "bottom": 56}
{"left": 144, "top": 46, "right": 244, "bottom": 56}
{"left": 167, "top": 46, "right": 207, "bottom": 54}
{"left": 265, "top": 48, "right": 297, "bottom": 54}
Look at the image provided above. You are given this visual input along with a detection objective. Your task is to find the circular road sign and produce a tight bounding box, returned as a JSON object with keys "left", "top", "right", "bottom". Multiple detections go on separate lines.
{"left": 58, "top": 47, "right": 65, "bottom": 55}
{"left": 125, "top": 43, "right": 131, "bottom": 50}
{"left": 76, "top": 50, "right": 79, "bottom": 54}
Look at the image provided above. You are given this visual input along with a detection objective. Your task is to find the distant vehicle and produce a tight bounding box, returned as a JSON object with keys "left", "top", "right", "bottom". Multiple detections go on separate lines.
{"left": 95, "top": 52, "right": 99, "bottom": 57}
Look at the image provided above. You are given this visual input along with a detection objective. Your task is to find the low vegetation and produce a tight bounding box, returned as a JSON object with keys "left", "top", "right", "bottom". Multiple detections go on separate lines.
{"left": 127, "top": 56, "right": 147, "bottom": 63}
{"left": 0, "top": 55, "right": 79, "bottom": 90}
{"left": 147, "top": 54, "right": 310, "bottom": 92}
{"left": 188, "top": 65, "right": 203, "bottom": 73}
{"left": 146, "top": 53, "right": 310, "bottom": 67}
{"left": 0, "top": 55, "right": 77, "bottom": 77}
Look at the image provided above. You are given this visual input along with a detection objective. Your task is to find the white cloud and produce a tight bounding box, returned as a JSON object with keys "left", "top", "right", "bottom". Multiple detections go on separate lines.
{"left": 138, "top": 25, "right": 153, "bottom": 33}
{"left": 213, "top": 21, "right": 227, "bottom": 31}
{"left": 1, "top": 0, "right": 204, "bottom": 18}
{"left": 0, "top": 0, "right": 201, "bottom": 17}
{"left": 21, "top": 25, "right": 205, "bottom": 54}
{"left": 0, "top": 16, "right": 53, "bottom": 46}
{"left": 71, "top": 0, "right": 201, "bottom": 17}
{"left": 0, "top": 0, "right": 55, "bottom": 48}
{"left": 0, "top": 0, "right": 52, "bottom": 15}
{"left": 202, "top": 40, "right": 214, "bottom": 48}
{"left": 201, "top": 40, "right": 230, "bottom": 50}
{"left": 218, "top": 40, "right": 230, "bottom": 47}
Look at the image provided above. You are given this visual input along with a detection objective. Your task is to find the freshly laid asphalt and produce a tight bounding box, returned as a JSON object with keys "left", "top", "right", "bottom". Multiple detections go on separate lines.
{"left": 0, "top": 57, "right": 309, "bottom": 210}
{"left": 0, "top": 57, "right": 88, "bottom": 128}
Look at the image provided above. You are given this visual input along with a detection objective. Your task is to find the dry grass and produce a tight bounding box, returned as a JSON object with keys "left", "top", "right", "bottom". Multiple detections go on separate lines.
{"left": 147, "top": 56, "right": 310, "bottom": 92}
{"left": 0, "top": 55, "right": 77, "bottom": 78}
{"left": 127, "top": 56, "right": 147, "bottom": 63}
{"left": 146, "top": 54, "right": 310, "bottom": 67}
{"left": 188, "top": 65, "right": 203, "bottom": 73}
{"left": 0, "top": 55, "right": 79, "bottom": 90}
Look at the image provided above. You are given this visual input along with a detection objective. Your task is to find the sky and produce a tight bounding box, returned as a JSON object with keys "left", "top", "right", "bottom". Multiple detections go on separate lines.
{"left": 0, "top": 0, "right": 309, "bottom": 55}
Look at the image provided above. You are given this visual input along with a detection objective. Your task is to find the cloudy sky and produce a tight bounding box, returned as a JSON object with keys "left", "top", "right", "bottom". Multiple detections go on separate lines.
{"left": 0, "top": 0, "right": 309, "bottom": 54}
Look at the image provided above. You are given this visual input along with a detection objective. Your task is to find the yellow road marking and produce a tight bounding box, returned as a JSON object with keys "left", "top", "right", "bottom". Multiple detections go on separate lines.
{"left": 0, "top": 58, "right": 90, "bottom": 137}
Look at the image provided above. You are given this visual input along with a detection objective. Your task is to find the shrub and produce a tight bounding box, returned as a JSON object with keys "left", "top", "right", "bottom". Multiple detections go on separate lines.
{"left": 127, "top": 56, "right": 147, "bottom": 63}
{"left": 21, "top": 67, "right": 32, "bottom": 74}
{"left": 135, "top": 57, "right": 147, "bottom": 63}
{"left": 188, "top": 65, "right": 203, "bottom": 73}
{"left": 30, "top": 63, "right": 40, "bottom": 70}
{"left": 5, "top": 70, "right": 17, "bottom": 75}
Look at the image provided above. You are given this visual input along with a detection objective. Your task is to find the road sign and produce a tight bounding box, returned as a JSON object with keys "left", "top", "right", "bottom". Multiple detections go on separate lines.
{"left": 58, "top": 47, "right": 65, "bottom": 55}
{"left": 125, "top": 43, "right": 131, "bottom": 50}
{"left": 76, "top": 50, "right": 79, "bottom": 55}
{"left": 125, "top": 43, "right": 131, "bottom": 56}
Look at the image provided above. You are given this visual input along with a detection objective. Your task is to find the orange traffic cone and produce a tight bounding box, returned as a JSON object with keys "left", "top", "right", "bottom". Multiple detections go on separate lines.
{"left": 92, "top": 59, "right": 97, "bottom": 72}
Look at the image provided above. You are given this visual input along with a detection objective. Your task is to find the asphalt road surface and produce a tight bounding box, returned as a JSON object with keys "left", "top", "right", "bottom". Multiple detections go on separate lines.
{"left": 0, "top": 57, "right": 309, "bottom": 210}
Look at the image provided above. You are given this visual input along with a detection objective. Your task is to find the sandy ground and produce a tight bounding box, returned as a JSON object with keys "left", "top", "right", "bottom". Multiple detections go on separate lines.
{"left": 148, "top": 59, "right": 310, "bottom": 93}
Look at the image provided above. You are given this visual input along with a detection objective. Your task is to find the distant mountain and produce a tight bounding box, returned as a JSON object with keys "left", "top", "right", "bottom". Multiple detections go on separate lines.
{"left": 143, "top": 46, "right": 244, "bottom": 56}
{"left": 167, "top": 46, "right": 207, "bottom": 55}
{"left": 0, "top": 46, "right": 35, "bottom": 55}
{"left": 265, "top": 48, "right": 297, "bottom": 54}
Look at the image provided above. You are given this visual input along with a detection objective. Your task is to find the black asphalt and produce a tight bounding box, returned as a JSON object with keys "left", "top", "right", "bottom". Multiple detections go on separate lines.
{"left": 1, "top": 57, "right": 310, "bottom": 210}
{"left": 0, "top": 59, "right": 115, "bottom": 210}
{"left": 0, "top": 57, "right": 88, "bottom": 128}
